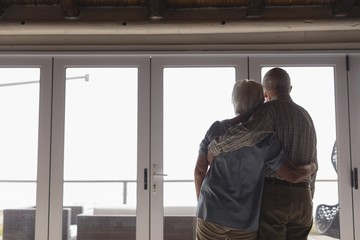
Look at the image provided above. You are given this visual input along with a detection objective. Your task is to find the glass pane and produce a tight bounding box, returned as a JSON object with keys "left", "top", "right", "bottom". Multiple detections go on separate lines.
{"left": 262, "top": 67, "right": 339, "bottom": 240}
{"left": 0, "top": 68, "right": 40, "bottom": 240}
{"left": 163, "top": 67, "right": 236, "bottom": 240}
{"left": 63, "top": 68, "right": 138, "bottom": 240}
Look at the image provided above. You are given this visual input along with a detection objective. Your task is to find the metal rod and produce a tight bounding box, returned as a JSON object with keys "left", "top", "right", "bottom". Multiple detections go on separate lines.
{"left": 0, "top": 74, "right": 89, "bottom": 88}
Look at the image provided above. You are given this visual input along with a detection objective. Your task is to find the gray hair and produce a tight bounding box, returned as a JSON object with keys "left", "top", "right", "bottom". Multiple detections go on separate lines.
{"left": 262, "top": 67, "right": 291, "bottom": 94}
{"left": 232, "top": 79, "right": 264, "bottom": 116}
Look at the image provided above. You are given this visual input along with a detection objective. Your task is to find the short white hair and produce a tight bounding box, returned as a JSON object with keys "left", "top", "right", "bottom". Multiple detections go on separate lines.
{"left": 232, "top": 79, "right": 264, "bottom": 116}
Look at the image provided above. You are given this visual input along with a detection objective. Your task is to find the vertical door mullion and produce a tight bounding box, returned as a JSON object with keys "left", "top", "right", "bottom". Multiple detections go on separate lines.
{"left": 348, "top": 54, "right": 360, "bottom": 239}
{"left": 35, "top": 57, "right": 54, "bottom": 240}
{"left": 49, "top": 57, "right": 67, "bottom": 240}
{"left": 136, "top": 57, "right": 151, "bottom": 240}
{"left": 150, "top": 57, "right": 164, "bottom": 240}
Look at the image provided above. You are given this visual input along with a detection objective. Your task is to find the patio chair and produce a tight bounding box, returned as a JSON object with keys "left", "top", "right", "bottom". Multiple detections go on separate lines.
{"left": 314, "top": 140, "right": 340, "bottom": 239}
{"left": 315, "top": 203, "right": 340, "bottom": 238}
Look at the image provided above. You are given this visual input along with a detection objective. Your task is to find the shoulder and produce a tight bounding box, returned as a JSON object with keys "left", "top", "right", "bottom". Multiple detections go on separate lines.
{"left": 209, "top": 119, "right": 232, "bottom": 130}
{"left": 207, "top": 119, "right": 233, "bottom": 138}
{"left": 264, "top": 98, "right": 306, "bottom": 114}
{"left": 246, "top": 103, "right": 271, "bottom": 123}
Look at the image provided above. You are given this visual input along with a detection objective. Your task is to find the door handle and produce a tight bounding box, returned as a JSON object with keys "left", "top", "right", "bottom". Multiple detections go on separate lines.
{"left": 153, "top": 173, "right": 168, "bottom": 176}
{"left": 144, "top": 168, "right": 148, "bottom": 190}
{"left": 152, "top": 164, "right": 167, "bottom": 193}
{"left": 353, "top": 168, "right": 358, "bottom": 190}
{"left": 152, "top": 164, "right": 168, "bottom": 177}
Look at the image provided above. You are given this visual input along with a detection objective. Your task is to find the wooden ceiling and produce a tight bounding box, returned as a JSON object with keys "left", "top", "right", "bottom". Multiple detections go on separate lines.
{"left": 0, "top": 0, "right": 359, "bottom": 21}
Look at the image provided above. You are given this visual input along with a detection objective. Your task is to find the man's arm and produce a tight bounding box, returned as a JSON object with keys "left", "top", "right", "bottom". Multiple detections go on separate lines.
{"left": 208, "top": 107, "right": 273, "bottom": 157}
{"left": 277, "top": 160, "right": 317, "bottom": 183}
{"left": 194, "top": 153, "right": 209, "bottom": 200}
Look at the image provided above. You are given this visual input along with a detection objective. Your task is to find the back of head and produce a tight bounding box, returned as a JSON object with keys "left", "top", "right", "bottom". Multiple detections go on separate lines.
{"left": 262, "top": 67, "right": 291, "bottom": 94}
{"left": 232, "top": 79, "right": 264, "bottom": 116}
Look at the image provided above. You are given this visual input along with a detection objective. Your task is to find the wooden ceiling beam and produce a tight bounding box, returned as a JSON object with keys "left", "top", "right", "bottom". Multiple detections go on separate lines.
{"left": 0, "top": 2, "right": 5, "bottom": 18}
{"left": 247, "top": 0, "right": 265, "bottom": 18}
{"left": 149, "top": 0, "right": 165, "bottom": 20}
{"left": 332, "top": 0, "right": 355, "bottom": 17}
{"left": 59, "top": 0, "right": 80, "bottom": 19}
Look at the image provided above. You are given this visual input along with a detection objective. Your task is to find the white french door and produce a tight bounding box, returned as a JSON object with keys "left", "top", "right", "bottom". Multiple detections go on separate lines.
{"left": 1, "top": 53, "right": 359, "bottom": 240}
{"left": 348, "top": 54, "right": 360, "bottom": 240}
{"left": 0, "top": 56, "right": 53, "bottom": 240}
{"left": 249, "top": 54, "right": 352, "bottom": 240}
{"left": 150, "top": 55, "right": 248, "bottom": 240}
{"left": 50, "top": 56, "right": 151, "bottom": 240}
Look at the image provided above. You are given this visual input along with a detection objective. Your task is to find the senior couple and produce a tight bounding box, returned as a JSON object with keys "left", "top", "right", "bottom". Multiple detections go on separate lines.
{"left": 194, "top": 68, "right": 317, "bottom": 240}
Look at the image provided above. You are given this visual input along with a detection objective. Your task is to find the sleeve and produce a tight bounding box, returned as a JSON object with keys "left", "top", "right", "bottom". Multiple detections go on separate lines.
{"left": 198, "top": 120, "right": 231, "bottom": 155}
{"left": 208, "top": 106, "right": 274, "bottom": 157}
{"left": 262, "top": 134, "right": 286, "bottom": 171}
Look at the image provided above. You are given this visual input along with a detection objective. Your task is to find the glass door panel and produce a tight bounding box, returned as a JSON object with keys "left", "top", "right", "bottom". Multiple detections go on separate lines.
{"left": 0, "top": 68, "right": 40, "bottom": 240}
{"left": 63, "top": 67, "right": 138, "bottom": 240}
{"left": 163, "top": 67, "right": 236, "bottom": 203}
{"left": 163, "top": 67, "right": 235, "bottom": 240}
{"left": 151, "top": 55, "right": 248, "bottom": 240}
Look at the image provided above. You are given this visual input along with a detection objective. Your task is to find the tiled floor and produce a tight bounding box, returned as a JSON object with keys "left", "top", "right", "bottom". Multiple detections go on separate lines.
{"left": 0, "top": 237, "right": 338, "bottom": 240}
{"left": 0, "top": 226, "right": 338, "bottom": 240}
{"left": 309, "top": 235, "right": 339, "bottom": 240}
{"left": 0, "top": 236, "right": 339, "bottom": 240}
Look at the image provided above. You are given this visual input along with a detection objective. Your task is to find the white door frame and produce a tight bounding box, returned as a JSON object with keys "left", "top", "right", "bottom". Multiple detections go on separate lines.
{"left": 348, "top": 54, "right": 360, "bottom": 239}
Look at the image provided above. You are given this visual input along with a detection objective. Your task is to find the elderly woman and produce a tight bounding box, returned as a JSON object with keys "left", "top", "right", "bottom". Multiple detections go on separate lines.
{"left": 194, "top": 79, "right": 315, "bottom": 240}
